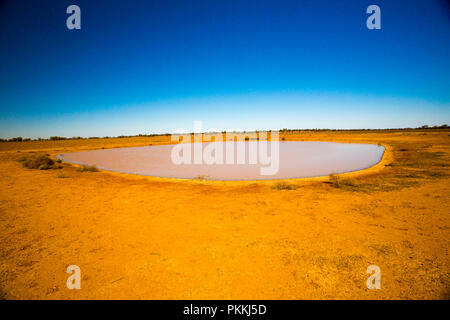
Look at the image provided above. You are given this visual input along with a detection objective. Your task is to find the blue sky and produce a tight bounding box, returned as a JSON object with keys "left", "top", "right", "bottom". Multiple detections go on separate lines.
{"left": 0, "top": 0, "right": 449, "bottom": 138}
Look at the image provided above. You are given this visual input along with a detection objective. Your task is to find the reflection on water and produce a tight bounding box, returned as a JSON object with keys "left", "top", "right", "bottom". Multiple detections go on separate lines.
{"left": 57, "top": 141, "right": 385, "bottom": 180}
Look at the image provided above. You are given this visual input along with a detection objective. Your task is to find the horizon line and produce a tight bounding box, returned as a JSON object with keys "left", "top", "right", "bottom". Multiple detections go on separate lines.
{"left": 1, "top": 125, "right": 449, "bottom": 141}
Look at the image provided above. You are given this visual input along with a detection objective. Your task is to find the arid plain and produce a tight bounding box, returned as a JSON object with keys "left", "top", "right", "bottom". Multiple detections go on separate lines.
{"left": 0, "top": 130, "right": 449, "bottom": 299}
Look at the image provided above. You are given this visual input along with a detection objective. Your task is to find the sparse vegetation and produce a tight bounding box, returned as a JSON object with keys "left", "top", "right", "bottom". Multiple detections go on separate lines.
{"left": 77, "top": 165, "right": 99, "bottom": 172}
{"left": 272, "top": 182, "right": 298, "bottom": 190}
{"left": 17, "top": 154, "right": 61, "bottom": 170}
{"left": 329, "top": 174, "right": 358, "bottom": 190}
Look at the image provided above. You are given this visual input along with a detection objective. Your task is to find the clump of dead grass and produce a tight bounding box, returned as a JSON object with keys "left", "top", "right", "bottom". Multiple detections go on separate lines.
{"left": 272, "top": 182, "right": 298, "bottom": 190}
{"left": 329, "top": 174, "right": 358, "bottom": 190}
{"left": 56, "top": 173, "right": 70, "bottom": 179}
{"left": 77, "top": 165, "right": 99, "bottom": 172}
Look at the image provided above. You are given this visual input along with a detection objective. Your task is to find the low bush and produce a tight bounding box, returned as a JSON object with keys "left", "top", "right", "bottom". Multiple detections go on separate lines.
{"left": 17, "top": 155, "right": 61, "bottom": 170}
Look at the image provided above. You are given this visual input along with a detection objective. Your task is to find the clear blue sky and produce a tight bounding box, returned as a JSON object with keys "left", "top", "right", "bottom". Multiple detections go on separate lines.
{"left": 0, "top": 0, "right": 449, "bottom": 138}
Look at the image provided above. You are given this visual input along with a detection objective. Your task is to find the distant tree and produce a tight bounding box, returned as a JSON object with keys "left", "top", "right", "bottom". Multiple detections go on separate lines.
{"left": 50, "top": 136, "right": 67, "bottom": 140}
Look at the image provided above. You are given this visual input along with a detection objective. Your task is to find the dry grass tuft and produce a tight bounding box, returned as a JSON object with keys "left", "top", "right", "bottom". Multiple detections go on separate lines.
{"left": 77, "top": 165, "right": 99, "bottom": 172}
{"left": 329, "top": 174, "right": 358, "bottom": 190}
{"left": 272, "top": 182, "right": 298, "bottom": 190}
{"left": 56, "top": 173, "right": 70, "bottom": 178}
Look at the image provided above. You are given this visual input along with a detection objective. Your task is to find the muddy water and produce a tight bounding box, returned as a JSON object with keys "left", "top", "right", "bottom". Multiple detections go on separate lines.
{"left": 57, "top": 141, "right": 385, "bottom": 180}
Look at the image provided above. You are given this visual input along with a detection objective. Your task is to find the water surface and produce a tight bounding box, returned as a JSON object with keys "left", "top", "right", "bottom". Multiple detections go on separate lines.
{"left": 57, "top": 141, "right": 385, "bottom": 180}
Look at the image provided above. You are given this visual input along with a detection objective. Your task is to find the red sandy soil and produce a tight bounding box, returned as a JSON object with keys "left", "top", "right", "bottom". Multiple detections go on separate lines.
{"left": 0, "top": 130, "right": 449, "bottom": 299}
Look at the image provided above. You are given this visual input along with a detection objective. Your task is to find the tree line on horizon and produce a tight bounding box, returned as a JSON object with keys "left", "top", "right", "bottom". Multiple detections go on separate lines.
{"left": 1, "top": 124, "right": 448, "bottom": 143}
